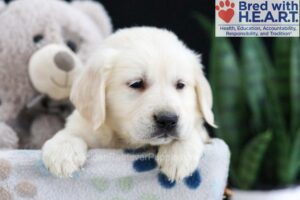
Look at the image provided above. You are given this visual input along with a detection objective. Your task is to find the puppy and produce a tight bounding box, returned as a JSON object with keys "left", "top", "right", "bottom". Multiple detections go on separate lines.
{"left": 42, "top": 27, "right": 216, "bottom": 181}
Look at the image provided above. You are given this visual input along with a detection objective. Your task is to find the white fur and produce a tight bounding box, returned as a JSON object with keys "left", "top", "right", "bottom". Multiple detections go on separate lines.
{"left": 42, "top": 27, "right": 215, "bottom": 181}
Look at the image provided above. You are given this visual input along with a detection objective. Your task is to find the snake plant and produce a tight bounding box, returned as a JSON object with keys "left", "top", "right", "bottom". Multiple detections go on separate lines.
{"left": 194, "top": 13, "right": 300, "bottom": 190}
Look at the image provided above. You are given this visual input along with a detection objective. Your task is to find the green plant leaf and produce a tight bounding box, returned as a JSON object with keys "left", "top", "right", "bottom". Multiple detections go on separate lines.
{"left": 272, "top": 40, "right": 295, "bottom": 183}
{"left": 245, "top": 38, "right": 288, "bottom": 185}
{"left": 241, "top": 38, "right": 268, "bottom": 131}
{"left": 274, "top": 38, "right": 292, "bottom": 130}
{"left": 247, "top": 38, "right": 285, "bottom": 134}
{"left": 236, "top": 131, "right": 273, "bottom": 189}
{"left": 284, "top": 129, "right": 300, "bottom": 184}
{"left": 209, "top": 38, "right": 245, "bottom": 165}
{"left": 275, "top": 133, "right": 291, "bottom": 185}
{"left": 290, "top": 37, "right": 300, "bottom": 134}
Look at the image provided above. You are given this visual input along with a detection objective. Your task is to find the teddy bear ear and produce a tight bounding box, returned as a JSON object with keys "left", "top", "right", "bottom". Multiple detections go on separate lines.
{"left": 72, "top": 1, "right": 112, "bottom": 37}
{"left": 0, "top": 0, "right": 6, "bottom": 13}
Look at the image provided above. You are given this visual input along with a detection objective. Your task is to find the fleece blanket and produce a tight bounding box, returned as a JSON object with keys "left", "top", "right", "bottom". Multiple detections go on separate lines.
{"left": 0, "top": 139, "right": 229, "bottom": 200}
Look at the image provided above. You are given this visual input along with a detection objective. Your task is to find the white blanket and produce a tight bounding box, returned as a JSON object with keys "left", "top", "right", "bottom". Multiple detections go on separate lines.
{"left": 0, "top": 139, "right": 229, "bottom": 200}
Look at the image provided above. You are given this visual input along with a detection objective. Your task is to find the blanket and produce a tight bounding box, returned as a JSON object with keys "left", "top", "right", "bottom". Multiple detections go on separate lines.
{"left": 0, "top": 139, "right": 229, "bottom": 200}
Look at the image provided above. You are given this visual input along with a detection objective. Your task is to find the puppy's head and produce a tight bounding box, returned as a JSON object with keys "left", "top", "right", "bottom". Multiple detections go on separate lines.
{"left": 71, "top": 27, "right": 215, "bottom": 146}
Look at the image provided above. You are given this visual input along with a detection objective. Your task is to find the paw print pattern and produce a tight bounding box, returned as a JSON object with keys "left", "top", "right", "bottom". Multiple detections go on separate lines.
{"left": 157, "top": 172, "right": 176, "bottom": 189}
{"left": 133, "top": 156, "right": 157, "bottom": 172}
{"left": 92, "top": 176, "right": 136, "bottom": 194}
{"left": 127, "top": 149, "right": 202, "bottom": 190}
{"left": 215, "top": 0, "right": 235, "bottom": 23}
{"left": 36, "top": 159, "right": 50, "bottom": 176}
{"left": 0, "top": 187, "right": 11, "bottom": 200}
{"left": 0, "top": 159, "right": 11, "bottom": 180}
{"left": 15, "top": 181, "right": 37, "bottom": 198}
{"left": 0, "top": 158, "right": 37, "bottom": 199}
{"left": 92, "top": 177, "right": 110, "bottom": 192}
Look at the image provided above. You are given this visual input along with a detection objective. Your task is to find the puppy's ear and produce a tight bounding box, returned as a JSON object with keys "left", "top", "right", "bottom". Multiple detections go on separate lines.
{"left": 195, "top": 66, "right": 217, "bottom": 128}
{"left": 70, "top": 49, "right": 115, "bottom": 130}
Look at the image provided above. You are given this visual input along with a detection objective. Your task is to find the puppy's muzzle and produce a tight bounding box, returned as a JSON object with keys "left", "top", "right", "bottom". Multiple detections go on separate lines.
{"left": 153, "top": 112, "right": 178, "bottom": 137}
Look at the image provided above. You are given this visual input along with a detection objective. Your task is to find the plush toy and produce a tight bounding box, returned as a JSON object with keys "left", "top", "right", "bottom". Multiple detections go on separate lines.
{"left": 0, "top": 0, "right": 112, "bottom": 149}
{"left": 25, "top": 44, "right": 83, "bottom": 149}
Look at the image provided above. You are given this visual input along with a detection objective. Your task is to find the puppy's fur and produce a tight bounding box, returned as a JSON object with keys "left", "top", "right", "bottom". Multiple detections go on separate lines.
{"left": 42, "top": 27, "right": 215, "bottom": 181}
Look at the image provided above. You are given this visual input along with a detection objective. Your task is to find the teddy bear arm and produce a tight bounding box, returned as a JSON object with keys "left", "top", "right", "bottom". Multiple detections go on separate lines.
{"left": 0, "top": 122, "right": 19, "bottom": 149}
{"left": 26, "top": 114, "right": 64, "bottom": 149}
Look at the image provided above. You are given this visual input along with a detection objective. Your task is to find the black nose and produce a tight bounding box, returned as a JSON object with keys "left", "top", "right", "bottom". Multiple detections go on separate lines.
{"left": 54, "top": 51, "right": 74, "bottom": 72}
{"left": 153, "top": 112, "right": 178, "bottom": 131}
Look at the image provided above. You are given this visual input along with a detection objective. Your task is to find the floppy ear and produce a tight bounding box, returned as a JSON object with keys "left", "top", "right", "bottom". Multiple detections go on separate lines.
{"left": 72, "top": 0, "right": 112, "bottom": 37}
{"left": 70, "top": 49, "right": 114, "bottom": 130}
{"left": 195, "top": 67, "right": 217, "bottom": 128}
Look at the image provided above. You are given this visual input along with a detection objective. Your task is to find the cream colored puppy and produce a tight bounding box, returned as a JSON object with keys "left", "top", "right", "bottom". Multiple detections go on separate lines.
{"left": 42, "top": 27, "right": 215, "bottom": 181}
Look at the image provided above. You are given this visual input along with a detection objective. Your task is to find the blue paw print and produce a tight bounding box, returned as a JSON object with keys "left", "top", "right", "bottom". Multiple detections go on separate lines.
{"left": 35, "top": 159, "right": 82, "bottom": 179}
{"left": 158, "top": 172, "right": 176, "bottom": 188}
{"left": 133, "top": 157, "right": 157, "bottom": 172}
{"left": 36, "top": 159, "right": 50, "bottom": 176}
{"left": 126, "top": 148, "right": 201, "bottom": 189}
{"left": 158, "top": 170, "right": 201, "bottom": 189}
{"left": 184, "top": 170, "right": 201, "bottom": 189}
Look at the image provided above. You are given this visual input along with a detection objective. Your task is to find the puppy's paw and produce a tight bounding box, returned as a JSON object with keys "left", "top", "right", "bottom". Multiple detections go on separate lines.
{"left": 42, "top": 135, "right": 87, "bottom": 177}
{"left": 156, "top": 141, "right": 202, "bottom": 182}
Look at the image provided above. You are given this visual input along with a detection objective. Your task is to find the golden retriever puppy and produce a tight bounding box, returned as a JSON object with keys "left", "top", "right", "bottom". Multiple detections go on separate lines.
{"left": 42, "top": 27, "right": 216, "bottom": 181}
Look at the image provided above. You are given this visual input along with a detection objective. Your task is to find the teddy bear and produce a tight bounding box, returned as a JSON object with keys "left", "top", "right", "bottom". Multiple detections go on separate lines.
{"left": 0, "top": 0, "right": 112, "bottom": 149}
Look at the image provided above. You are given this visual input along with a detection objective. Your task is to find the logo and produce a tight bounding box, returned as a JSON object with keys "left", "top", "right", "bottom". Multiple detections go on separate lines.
{"left": 215, "top": 0, "right": 299, "bottom": 37}
{"left": 215, "top": 0, "right": 235, "bottom": 23}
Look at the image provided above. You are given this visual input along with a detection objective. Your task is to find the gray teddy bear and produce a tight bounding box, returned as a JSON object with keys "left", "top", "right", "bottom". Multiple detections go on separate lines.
{"left": 0, "top": 0, "right": 112, "bottom": 149}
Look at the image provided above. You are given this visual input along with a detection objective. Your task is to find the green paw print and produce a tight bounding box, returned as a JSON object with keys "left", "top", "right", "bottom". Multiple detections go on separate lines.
{"left": 117, "top": 176, "right": 134, "bottom": 192}
{"left": 92, "top": 175, "right": 159, "bottom": 200}
{"left": 92, "top": 177, "right": 110, "bottom": 192}
{"left": 92, "top": 176, "right": 135, "bottom": 193}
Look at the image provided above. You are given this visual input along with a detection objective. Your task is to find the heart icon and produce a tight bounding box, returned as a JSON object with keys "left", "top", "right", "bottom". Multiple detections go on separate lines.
{"left": 218, "top": 9, "right": 234, "bottom": 23}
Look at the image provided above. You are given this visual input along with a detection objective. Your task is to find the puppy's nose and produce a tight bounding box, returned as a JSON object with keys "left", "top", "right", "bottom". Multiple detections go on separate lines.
{"left": 54, "top": 51, "right": 74, "bottom": 72}
{"left": 153, "top": 112, "right": 178, "bottom": 131}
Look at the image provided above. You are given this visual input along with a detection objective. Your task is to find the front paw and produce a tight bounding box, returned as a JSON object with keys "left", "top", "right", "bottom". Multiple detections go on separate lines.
{"left": 42, "top": 135, "right": 87, "bottom": 177}
{"left": 156, "top": 142, "right": 202, "bottom": 182}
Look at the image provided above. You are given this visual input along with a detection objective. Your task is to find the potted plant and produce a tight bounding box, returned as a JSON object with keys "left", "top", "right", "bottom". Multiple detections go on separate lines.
{"left": 195, "top": 14, "right": 300, "bottom": 199}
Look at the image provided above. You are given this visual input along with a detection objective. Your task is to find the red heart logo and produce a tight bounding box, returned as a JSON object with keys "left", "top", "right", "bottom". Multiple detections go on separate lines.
{"left": 218, "top": 9, "right": 234, "bottom": 23}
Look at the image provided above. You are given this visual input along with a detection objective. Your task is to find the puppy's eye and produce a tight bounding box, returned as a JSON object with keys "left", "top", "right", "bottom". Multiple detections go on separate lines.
{"left": 128, "top": 80, "right": 145, "bottom": 90}
{"left": 176, "top": 81, "right": 185, "bottom": 90}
